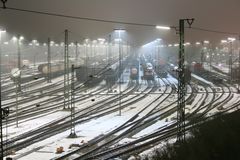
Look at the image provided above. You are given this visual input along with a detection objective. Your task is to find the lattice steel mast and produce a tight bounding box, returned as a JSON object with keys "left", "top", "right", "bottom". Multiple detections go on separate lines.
{"left": 47, "top": 38, "right": 52, "bottom": 83}
{"left": 64, "top": 29, "right": 70, "bottom": 109}
{"left": 177, "top": 18, "right": 194, "bottom": 143}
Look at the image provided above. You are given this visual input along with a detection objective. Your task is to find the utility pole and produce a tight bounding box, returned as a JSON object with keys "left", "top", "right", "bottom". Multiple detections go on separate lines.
{"left": 0, "top": 29, "right": 8, "bottom": 160}
{"left": 118, "top": 36, "right": 122, "bottom": 116}
{"left": 64, "top": 29, "right": 70, "bottom": 109}
{"left": 177, "top": 18, "right": 194, "bottom": 143}
{"left": 229, "top": 41, "right": 233, "bottom": 84}
{"left": 75, "top": 41, "right": 78, "bottom": 61}
{"left": 0, "top": 30, "right": 3, "bottom": 160}
{"left": 17, "top": 35, "right": 21, "bottom": 92}
{"left": 47, "top": 38, "right": 51, "bottom": 83}
{"left": 200, "top": 41, "right": 204, "bottom": 64}
{"left": 69, "top": 64, "right": 77, "bottom": 138}
{"left": 238, "top": 35, "right": 240, "bottom": 93}
{"left": 107, "top": 34, "right": 112, "bottom": 92}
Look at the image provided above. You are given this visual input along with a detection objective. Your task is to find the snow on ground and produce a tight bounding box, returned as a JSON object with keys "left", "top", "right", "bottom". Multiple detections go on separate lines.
{"left": 191, "top": 73, "right": 214, "bottom": 87}
{"left": 11, "top": 109, "right": 143, "bottom": 160}
{"left": 211, "top": 63, "right": 229, "bottom": 74}
{"left": 132, "top": 120, "right": 171, "bottom": 138}
{"left": 6, "top": 82, "right": 172, "bottom": 159}
{"left": 7, "top": 63, "right": 237, "bottom": 160}
{"left": 3, "top": 111, "right": 70, "bottom": 139}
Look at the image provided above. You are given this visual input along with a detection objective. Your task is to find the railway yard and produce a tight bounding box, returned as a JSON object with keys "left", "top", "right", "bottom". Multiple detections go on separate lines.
{"left": 1, "top": 57, "right": 240, "bottom": 160}
{"left": 0, "top": 1, "right": 240, "bottom": 160}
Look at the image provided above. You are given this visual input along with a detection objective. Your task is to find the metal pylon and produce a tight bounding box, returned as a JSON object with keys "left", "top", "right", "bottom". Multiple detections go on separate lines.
{"left": 177, "top": 18, "right": 194, "bottom": 143}
{"left": 64, "top": 29, "right": 70, "bottom": 109}
{"left": 47, "top": 38, "right": 52, "bottom": 83}
{"left": 69, "top": 65, "right": 77, "bottom": 138}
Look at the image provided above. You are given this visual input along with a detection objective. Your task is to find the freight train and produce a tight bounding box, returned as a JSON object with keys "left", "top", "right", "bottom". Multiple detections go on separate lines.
{"left": 75, "top": 57, "right": 128, "bottom": 86}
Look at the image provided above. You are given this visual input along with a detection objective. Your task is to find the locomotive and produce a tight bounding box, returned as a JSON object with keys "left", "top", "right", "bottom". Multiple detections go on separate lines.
{"left": 129, "top": 60, "right": 139, "bottom": 80}
{"left": 190, "top": 62, "right": 204, "bottom": 74}
{"left": 143, "top": 63, "right": 155, "bottom": 81}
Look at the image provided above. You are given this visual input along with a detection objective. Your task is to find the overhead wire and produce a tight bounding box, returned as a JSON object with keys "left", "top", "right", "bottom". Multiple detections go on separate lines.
{"left": 189, "top": 27, "right": 239, "bottom": 36}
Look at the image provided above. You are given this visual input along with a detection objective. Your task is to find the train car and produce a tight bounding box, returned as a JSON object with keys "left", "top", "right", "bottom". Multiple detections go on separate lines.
{"left": 143, "top": 63, "right": 155, "bottom": 81}
{"left": 155, "top": 59, "right": 168, "bottom": 78}
{"left": 185, "top": 66, "right": 191, "bottom": 84}
{"left": 38, "top": 59, "right": 84, "bottom": 78}
{"left": 130, "top": 67, "right": 138, "bottom": 80}
{"left": 104, "top": 62, "right": 119, "bottom": 85}
{"left": 75, "top": 65, "right": 105, "bottom": 86}
{"left": 231, "top": 65, "right": 240, "bottom": 82}
{"left": 129, "top": 59, "right": 139, "bottom": 80}
{"left": 190, "top": 62, "right": 204, "bottom": 74}
{"left": 168, "top": 64, "right": 191, "bottom": 84}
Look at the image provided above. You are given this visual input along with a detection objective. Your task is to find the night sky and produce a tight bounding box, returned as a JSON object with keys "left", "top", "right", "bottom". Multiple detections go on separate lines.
{"left": 0, "top": 0, "right": 239, "bottom": 45}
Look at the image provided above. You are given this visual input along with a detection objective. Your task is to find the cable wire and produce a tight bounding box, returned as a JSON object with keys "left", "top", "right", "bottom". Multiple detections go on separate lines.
{"left": 1, "top": 6, "right": 239, "bottom": 37}
{"left": 189, "top": 27, "right": 239, "bottom": 36}
{"left": 1, "top": 7, "right": 157, "bottom": 27}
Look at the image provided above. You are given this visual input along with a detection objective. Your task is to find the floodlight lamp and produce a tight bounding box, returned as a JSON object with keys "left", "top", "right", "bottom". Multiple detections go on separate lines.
{"left": 204, "top": 40, "right": 209, "bottom": 44}
{"left": 98, "top": 38, "right": 105, "bottom": 42}
{"left": 12, "top": 36, "right": 17, "bottom": 41}
{"left": 114, "top": 29, "right": 126, "bottom": 32}
{"left": 228, "top": 37, "right": 236, "bottom": 42}
{"left": 156, "top": 25, "right": 171, "bottom": 30}
{"left": 221, "top": 40, "right": 227, "bottom": 43}
{"left": 19, "top": 36, "right": 24, "bottom": 40}
{"left": 195, "top": 42, "right": 201, "bottom": 45}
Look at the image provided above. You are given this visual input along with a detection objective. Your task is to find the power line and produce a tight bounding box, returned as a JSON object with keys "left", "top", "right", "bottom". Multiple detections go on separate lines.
{"left": 1, "top": 6, "right": 239, "bottom": 37}
{"left": 189, "top": 27, "right": 239, "bottom": 35}
{"left": 1, "top": 6, "right": 156, "bottom": 27}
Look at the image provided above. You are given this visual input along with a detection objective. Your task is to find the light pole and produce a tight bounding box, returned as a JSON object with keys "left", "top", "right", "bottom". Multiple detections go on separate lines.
{"left": 114, "top": 29, "right": 125, "bottom": 116}
{"left": 238, "top": 35, "right": 240, "bottom": 93}
{"left": 228, "top": 37, "right": 236, "bottom": 84}
{"left": 221, "top": 38, "right": 236, "bottom": 83}
{"left": 31, "top": 39, "right": 39, "bottom": 68}
{"left": 0, "top": 29, "right": 6, "bottom": 160}
{"left": 12, "top": 35, "right": 24, "bottom": 92}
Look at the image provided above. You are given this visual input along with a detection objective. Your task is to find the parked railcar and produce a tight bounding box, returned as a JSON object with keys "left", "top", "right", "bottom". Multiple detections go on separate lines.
{"left": 75, "top": 65, "right": 104, "bottom": 86}
{"left": 190, "top": 62, "right": 204, "bottom": 74}
{"left": 168, "top": 64, "right": 191, "bottom": 84}
{"left": 129, "top": 59, "right": 139, "bottom": 80}
{"left": 143, "top": 63, "right": 155, "bottom": 81}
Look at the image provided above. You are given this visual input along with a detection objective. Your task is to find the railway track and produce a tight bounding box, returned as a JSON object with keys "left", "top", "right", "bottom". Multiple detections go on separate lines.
{"left": 3, "top": 82, "right": 140, "bottom": 155}
{"left": 86, "top": 77, "right": 236, "bottom": 159}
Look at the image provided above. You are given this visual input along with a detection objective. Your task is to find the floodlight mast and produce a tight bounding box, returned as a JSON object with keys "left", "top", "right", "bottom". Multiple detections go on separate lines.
{"left": 0, "top": 29, "right": 6, "bottom": 160}
{"left": 17, "top": 35, "right": 21, "bottom": 92}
